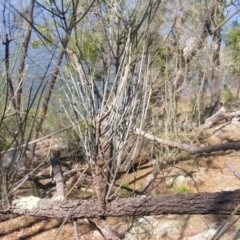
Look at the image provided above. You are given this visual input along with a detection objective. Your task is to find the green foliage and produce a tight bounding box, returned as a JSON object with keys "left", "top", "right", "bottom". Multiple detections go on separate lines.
{"left": 122, "top": 181, "right": 130, "bottom": 188}
{"left": 38, "top": 24, "right": 54, "bottom": 44}
{"left": 119, "top": 182, "right": 133, "bottom": 197}
{"left": 171, "top": 185, "right": 194, "bottom": 194}
{"left": 225, "top": 23, "right": 240, "bottom": 62}
{"left": 70, "top": 32, "right": 105, "bottom": 64}
{"left": 79, "top": 121, "right": 87, "bottom": 131}
{"left": 220, "top": 84, "right": 235, "bottom": 104}
{"left": 0, "top": 136, "right": 8, "bottom": 151}
{"left": 31, "top": 39, "right": 41, "bottom": 48}
{"left": 83, "top": 33, "right": 104, "bottom": 62}
{"left": 31, "top": 24, "right": 54, "bottom": 48}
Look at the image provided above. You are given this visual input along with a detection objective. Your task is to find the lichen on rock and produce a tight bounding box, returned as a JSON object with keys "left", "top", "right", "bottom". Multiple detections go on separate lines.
{"left": 14, "top": 196, "right": 40, "bottom": 211}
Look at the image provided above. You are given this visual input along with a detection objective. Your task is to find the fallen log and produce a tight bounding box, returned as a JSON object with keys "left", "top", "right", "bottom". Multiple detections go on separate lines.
{"left": 202, "top": 106, "right": 240, "bottom": 129}
{"left": 11, "top": 190, "right": 240, "bottom": 218}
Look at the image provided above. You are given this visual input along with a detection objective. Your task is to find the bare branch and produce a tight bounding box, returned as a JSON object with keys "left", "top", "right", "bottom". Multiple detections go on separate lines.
{"left": 226, "top": 161, "right": 240, "bottom": 181}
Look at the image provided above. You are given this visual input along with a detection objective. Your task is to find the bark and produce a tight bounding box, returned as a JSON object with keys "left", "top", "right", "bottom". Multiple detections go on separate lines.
{"left": 16, "top": 0, "right": 35, "bottom": 146}
{"left": 16, "top": 0, "right": 34, "bottom": 109}
{"left": 3, "top": 34, "right": 15, "bottom": 109}
{"left": 209, "top": 27, "right": 222, "bottom": 116}
{"left": 11, "top": 190, "right": 240, "bottom": 218}
{"left": 50, "top": 152, "right": 64, "bottom": 198}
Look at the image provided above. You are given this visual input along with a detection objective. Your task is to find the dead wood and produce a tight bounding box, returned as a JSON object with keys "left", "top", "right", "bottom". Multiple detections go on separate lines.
{"left": 226, "top": 161, "right": 240, "bottom": 181}
{"left": 133, "top": 125, "right": 240, "bottom": 154}
{"left": 202, "top": 106, "right": 240, "bottom": 129}
{"left": 203, "top": 107, "right": 227, "bottom": 129}
{"left": 11, "top": 190, "right": 240, "bottom": 218}
{"left": 50, "top": 152, "right": 64, "bottom": 198}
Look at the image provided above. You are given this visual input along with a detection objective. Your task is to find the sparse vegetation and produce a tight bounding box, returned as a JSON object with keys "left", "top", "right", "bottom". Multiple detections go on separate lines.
{"left": 171, "top": 185, "right": 194, "bottom": 194}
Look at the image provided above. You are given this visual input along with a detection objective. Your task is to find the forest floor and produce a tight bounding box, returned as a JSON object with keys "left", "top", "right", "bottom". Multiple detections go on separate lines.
{"left": 1, "top": 152, "right": 240, "bottom": 239}
{"left": 1, "top": 105, "right": 240, "bottom": 239}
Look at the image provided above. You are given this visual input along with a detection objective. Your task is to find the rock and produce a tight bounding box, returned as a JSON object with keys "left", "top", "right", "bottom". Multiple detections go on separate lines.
{"left": 184, "top": 223, "right": 218, "bottom": 240}
{"left": 125, "top": 216, "right": 177, "bottom": 240}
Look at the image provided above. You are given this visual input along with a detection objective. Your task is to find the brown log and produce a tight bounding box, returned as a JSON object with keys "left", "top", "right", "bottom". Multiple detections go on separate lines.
{"left": 11, "top": 190, "right": 240, "bottom": 219}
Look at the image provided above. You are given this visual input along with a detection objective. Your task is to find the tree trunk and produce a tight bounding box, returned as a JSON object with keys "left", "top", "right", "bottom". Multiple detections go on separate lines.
{"left": 11, "top": 190, "right": 240, "bottom": 218}
{"left": 29, "top": 0, "right": 80, "bottom": 158}
{"left": 209, "top": 28, "right": 222, "bottom": 116}
{"left": 173, "top": 0, "right": 218, "bottom": 92}
{"left": 16, "top": 0, "right": 35, "bottom": 146}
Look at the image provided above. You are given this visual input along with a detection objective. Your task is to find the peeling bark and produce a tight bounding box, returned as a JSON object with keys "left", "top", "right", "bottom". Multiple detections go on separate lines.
{"left": 11, "top": 190, "right": 240, "bottom": 218}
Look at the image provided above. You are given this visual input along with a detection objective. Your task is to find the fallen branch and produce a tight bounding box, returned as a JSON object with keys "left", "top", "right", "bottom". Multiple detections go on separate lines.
{"left": 11, "top": 190, "right": 240, "bottom": 218}
{"left": 133, "top": 126, "right": 240, "bottom": 154}
{"left": 202, "top": 107, "right": 240, "bottom": 129}
{"left": 226, "top": 161, "right": 240, "bottom": 181}
{"left": 202, "top": 107, "right": 227, "bottom": 129}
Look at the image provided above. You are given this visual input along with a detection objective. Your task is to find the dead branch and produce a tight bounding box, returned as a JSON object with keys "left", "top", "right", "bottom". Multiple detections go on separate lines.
{"left": 133, "top": 126, "right": 240, "bottom": 154}
{"left": 202, "top": 107, "right": 240, "bottom": 129}
{"left": 73, "top": 219, "right": 81, "bottom": 240}
{"left": 1, "top": 124, "right": 74, "bottom": 154}
{"left": 226, "top": 161, "right": 240, "bottom": 181}
{"left": 50, "top": 152, "right": 64, "bottom": 198}
{"left": 11, "top": 190, "right": 240, "bottom": 218}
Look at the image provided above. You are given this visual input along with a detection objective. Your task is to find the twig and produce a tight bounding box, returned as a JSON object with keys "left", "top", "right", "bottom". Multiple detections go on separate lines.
{"left": 211, "top": 204, "right": 240, "bottom": 240}
{"left": 226, "top": 161, "right": 240, "bottom": 181}
{"left": 1, "top": 124, "right": 76, "bottom": 154}
{"left": 101, "top": 217, "right": 119, "bottom": 240}
{"left": 64, "top": 167, "right": 89, "bottom": 199}
{"left": 9, "top": 161, "right": 45, "bottom": 194}
{"left": 73, "top": 219, "right": 80, "bottom": 240}
{"left": 86, "top": 219, "right": 107, "bottom": 240}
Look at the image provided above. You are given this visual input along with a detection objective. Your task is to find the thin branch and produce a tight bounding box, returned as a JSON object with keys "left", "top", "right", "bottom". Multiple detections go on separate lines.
{"left": 73, "top": 219, "right": 80, "bottom": 240}
{"left": 133, "top": 125, "right": 240, "bottom": 154}
{"left": 226, "top": 161, "right": 240, "bottom": 181}
{"left": 1, "top": 124, "right": 75, "bottom": 154}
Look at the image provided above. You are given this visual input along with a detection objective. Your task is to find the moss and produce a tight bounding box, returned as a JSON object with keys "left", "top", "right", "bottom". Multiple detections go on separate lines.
{"left": 171, "top": 185, "right": 194, "bottom": 194}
